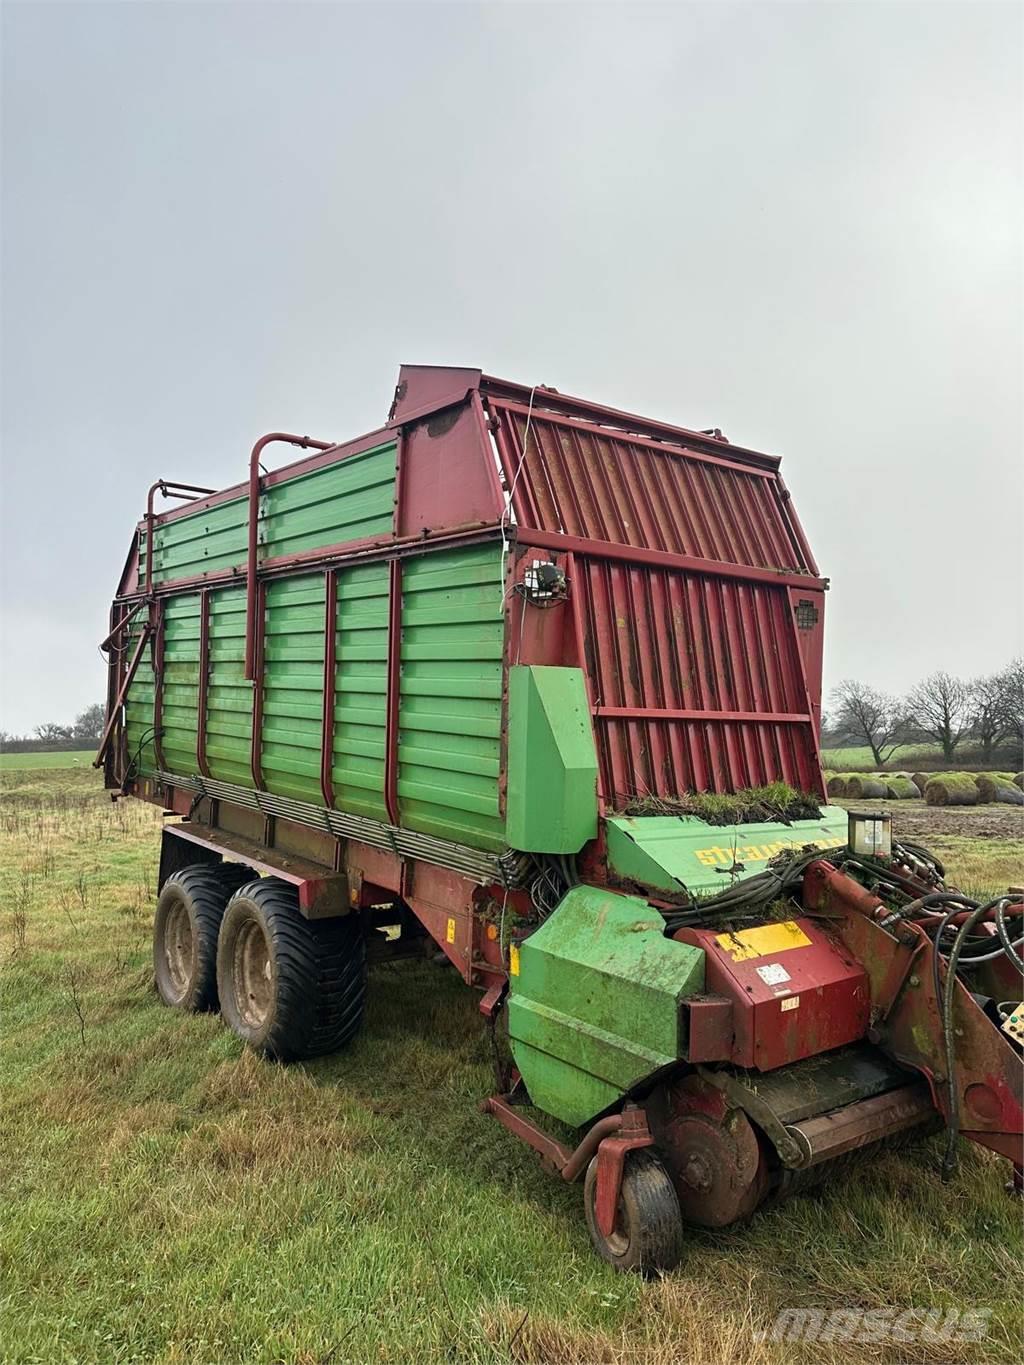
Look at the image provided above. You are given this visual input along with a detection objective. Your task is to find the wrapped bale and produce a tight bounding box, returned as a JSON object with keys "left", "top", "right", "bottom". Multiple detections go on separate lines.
{"left": 975, "top": 774, "right": 1024, "bottom": 805}
{"left": 845, "top": 775, "right": 887, "bottom": 799}
{"left": 924, "top": 774, "right": 979, "bottom": 807}
{"left": 884, "top": 776, "right": 920, "bottom": 800}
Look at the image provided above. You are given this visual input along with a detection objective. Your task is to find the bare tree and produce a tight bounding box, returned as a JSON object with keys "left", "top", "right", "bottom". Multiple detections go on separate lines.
{"left": 906, "top": 671, "right": 972, "bottom": 762}
{"left": 997, "top": 657, "right": 1023, "bottom": 747}
{"left": 72, "top": 702, "right": 106, "bottom": 743}
{"left": 33, "top": 722, "right": 73, "bottom": 744}
{"left": 829, "top": 679, "right": 906, "bottom": 766}
{"left": 970, "top": 671, "right": 1010, "bottom": 762}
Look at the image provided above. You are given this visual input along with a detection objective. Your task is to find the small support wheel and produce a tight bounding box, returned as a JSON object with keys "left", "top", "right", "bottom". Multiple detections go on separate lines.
{"left": 583, "top": 1149, "right": 684, "bottom": 1274}
{"left": 153, "top": 864, "right": 249, "bottom": 1012}
{"left": 216, "top": 878, "right": 366, "bottom": 1061}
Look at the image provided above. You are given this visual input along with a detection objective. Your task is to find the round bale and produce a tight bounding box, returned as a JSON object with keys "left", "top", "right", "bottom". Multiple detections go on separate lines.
{"left": 845, "top": 775, "right": 888, "bottom": 799}
{"left": 924, "top": 774, "right": 979, "bottom": 807}
{"left": 885, "top": 776, "right": 920, "bottom": 800}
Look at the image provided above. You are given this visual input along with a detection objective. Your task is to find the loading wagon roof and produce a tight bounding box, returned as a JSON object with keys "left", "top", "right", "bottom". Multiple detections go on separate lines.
{"left": 138, "top": 364, "right": 784, "bottom": 537}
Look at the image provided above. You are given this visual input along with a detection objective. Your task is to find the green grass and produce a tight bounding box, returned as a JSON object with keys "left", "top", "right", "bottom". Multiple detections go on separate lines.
{"left": 1, "top": 769, "right": 1021, "bottom": 1364}
{"left": 0, "top": 748, "right": 96, "bottom": 770}
{"left": 821, "top": 742, "right": 938, "bottom": 770}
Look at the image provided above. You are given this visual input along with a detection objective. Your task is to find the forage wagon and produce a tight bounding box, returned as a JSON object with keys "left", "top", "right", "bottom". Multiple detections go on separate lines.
{"left": 97, "top": 365, "right": 1024, "bottom": 1270}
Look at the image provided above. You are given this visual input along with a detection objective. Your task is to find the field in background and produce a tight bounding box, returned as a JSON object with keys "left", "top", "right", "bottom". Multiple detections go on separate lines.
{"left": 1, "top": 765, "right": 1021, "bottom": 1364}
{"left": 821, "top": 743, "right": 1022, "bottom": 773}
{"left": 0, "top": 748, "right": 96, "bottom": 770}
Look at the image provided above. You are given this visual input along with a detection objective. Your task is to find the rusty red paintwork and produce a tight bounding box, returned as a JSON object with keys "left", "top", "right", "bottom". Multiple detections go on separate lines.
{"left": 803, "top": 860, "right": 1024, "bottom": 1165}
{"left": 646, "top": 1075, "right": 768, "bottom": 1227}
{"left": 674, "top": 917, "right": 870, "bottom": 1071}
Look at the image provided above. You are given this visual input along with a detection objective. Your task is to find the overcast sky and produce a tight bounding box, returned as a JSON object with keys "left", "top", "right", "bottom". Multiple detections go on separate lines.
{"left": 1, "top": 0, "right": 1020, "bottom": 734}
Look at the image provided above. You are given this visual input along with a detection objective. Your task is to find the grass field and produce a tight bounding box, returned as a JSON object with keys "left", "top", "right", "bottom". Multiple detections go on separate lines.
{"left": 820, "top": 743, "right": 938, "bottom": 770}
{"left": 0, "top": 749, "right": 96, "bottom": 770}
{"left": 1, "top": 768, "right": 1021, "bottom": 1364}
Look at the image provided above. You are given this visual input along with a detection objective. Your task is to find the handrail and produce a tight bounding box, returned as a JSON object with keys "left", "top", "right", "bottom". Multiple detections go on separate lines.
{"left": 243, "top": 433, "right": 335, "bottom": 679}
{"left": 144, "top": 480, "right": 216, "bottom": 595}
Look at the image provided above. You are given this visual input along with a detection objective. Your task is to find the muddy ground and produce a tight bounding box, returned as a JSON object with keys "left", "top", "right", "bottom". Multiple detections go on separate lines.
{"left": 841, "top": 797, "right": 1023, "bottom": 842}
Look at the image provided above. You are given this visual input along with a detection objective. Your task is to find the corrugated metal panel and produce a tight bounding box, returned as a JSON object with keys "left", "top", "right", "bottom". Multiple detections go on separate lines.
{"left": 142, "top": 441, "right": 397, "bottom": 586}
{"left": 260, "top": 575, "right": 326, "bottom": 805}
{"left": 575, "top": 557, "right": 821, "bottom": 802}
{"left": 124, "top": 619, "right": 156, "bottom": 777}
{"left": 490, "top": 402, "right": 809, "bottom": 572}
{"left": 258, "top": 441, "right": 396, "bottom": 560}
{"left": 144, "top": 496, "right": 248, "bottom": 586}
{"left": 397, "top": 543, "right": 506, "bottom": 850}
{"left": 332, "top": 562, "right": 389, "bottom": 821}
{"left": 206, "top": 586, "right": 253, "bottom": 788}
{"left": 160, "top": 594, "right": 200, "bottom": 774}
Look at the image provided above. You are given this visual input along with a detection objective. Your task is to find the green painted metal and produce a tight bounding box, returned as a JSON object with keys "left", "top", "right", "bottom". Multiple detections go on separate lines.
{"left": 206, "top": 586, "right": 253, "bottom": 787}
{"left": 332, "top": 561, "right": 389, "bottom": 821}
{"left": 140, "top": 441, "right": 396, "bottom": 585}
{"left": 261, "top": 574, "right": 326, "bottom": 804}
{"left": 505, "top": 666, "right": 598, "bottom": 852}
{"left": 124, "top": 539, "right": 511, "bottom": 851}
{"left": 124, "top": 617, "right": 156, "bottom": 777}
{"left": 605, "top": 806, "right": 849, "bottom": 897}
{"left": 160, "top": 595, "right": 200, "bottom": 774}
{"left": 508, "top": 885, "right": 705, "bottom": 1126}
{"left": 397, "top": 543, "right": 506, "bottom": 850}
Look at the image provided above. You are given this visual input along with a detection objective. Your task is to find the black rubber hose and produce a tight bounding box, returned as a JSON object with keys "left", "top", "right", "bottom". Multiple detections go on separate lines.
{"left": 940, "top": 896, "right": 1010, "bottom": 1180}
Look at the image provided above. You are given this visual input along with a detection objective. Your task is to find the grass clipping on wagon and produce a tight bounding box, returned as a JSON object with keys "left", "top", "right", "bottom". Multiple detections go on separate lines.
{"left": 620, "top": 782, "right": 822, "bottom": 826}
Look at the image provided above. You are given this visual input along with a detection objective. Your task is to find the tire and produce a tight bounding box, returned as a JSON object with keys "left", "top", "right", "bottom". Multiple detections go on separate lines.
{"left": 212, "top": 861, "right": 259, "bottom": 894}
{"left": 583, "top": 1149, "right": 684, "bottom": 1275}
{"left": 216, "top": 878, "right": 366, "bottom": 1061}
{"left": 153, "top": 865, "right": 243, "bottom": 1012}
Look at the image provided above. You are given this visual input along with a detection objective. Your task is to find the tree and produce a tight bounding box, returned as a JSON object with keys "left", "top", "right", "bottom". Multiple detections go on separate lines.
{"left": 969, "top": 670, "right": 1015, "bottom": 762}
{"left": 829, "top": 679, "right": 906, "bottom": 766}
{"left": 905, "top": 671, "right": 971, "bottom": 762}
{"left": 997, "top": 657, "right": 1023, "bottom": 747}
{"left": 73, "top": 702, "right": 106, "bottom": 743}
{"left": 33, "top": 722, "right": 73, "bottom": 744}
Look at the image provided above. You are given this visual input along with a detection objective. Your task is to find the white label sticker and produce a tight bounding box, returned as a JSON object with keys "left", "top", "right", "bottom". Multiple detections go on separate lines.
{"left": 780, "top": 995, "right": 800, "bottom": 1012}
{"left": 756, "top": 962, "right": 791, "bottom": 986}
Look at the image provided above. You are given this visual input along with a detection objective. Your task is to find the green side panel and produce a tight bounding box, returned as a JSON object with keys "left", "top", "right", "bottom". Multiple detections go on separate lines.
{"left": 142, "top": 496, "right": 248, "bottom": 586}
{"left": 259, "top": 443, "right": 396, "bottom": 560}
{"left": 160, "top": 594, "right": 200, "bottom": 774}
{"left": 606, "top": 806, "right": 849, "bottom": 897}
{"left": 508, "top": 885, "right": 705, "bottom": 1127}
{"left": 397, "top": 543, "right": 506, "bottom": 850}
{"left": 124, "top": 619, "right": 156, "bottom": 777}
{"left": 332, "top": 561, "right": 389, "bottom": 821}
{"left": 505, "top": 666, "right": 598, "bottom": 852}
{"left": 206, "top": 586, "right": 254, "bottom": 788}
{"left": 260, "top": 574, "right": 326, "bottom": 805}
{"left": 142, "top": 441, "right": 397, "bottom": 586}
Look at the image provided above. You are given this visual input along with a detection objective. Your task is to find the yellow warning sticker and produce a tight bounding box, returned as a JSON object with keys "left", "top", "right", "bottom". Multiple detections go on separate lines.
{"left": 509, "top": 944, "right": 521, "bottom": 976}
{"left": 445, "top": 917, "right": 456, "bottom": 944}
{"left": 715, "top": 920, "right": 812, "bottom": 962}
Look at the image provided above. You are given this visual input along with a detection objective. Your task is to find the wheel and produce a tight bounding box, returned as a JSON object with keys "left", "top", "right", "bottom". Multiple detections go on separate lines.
{"left": 583, "top": 1149, "right": 684, "bottom": 1274}
{"left": 153, "top": 864, "right": 248, "bottom": 1012}
{"left": 214, "top": 861, "right": 259, "bottom": 893}
{"left": 216, "top": 878, "right": 366, "bottom": 1061}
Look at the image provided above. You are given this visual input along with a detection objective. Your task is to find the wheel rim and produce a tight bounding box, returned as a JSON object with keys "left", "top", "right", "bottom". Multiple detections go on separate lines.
{"left": 163, "top": 899, "right": 194, "bottom": 1001}
{"left": 603, "top": 1200, "right": 630, "bottom": 1257}
{"left": 232, "top": 917, "right": 273, "bottom": 1029}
